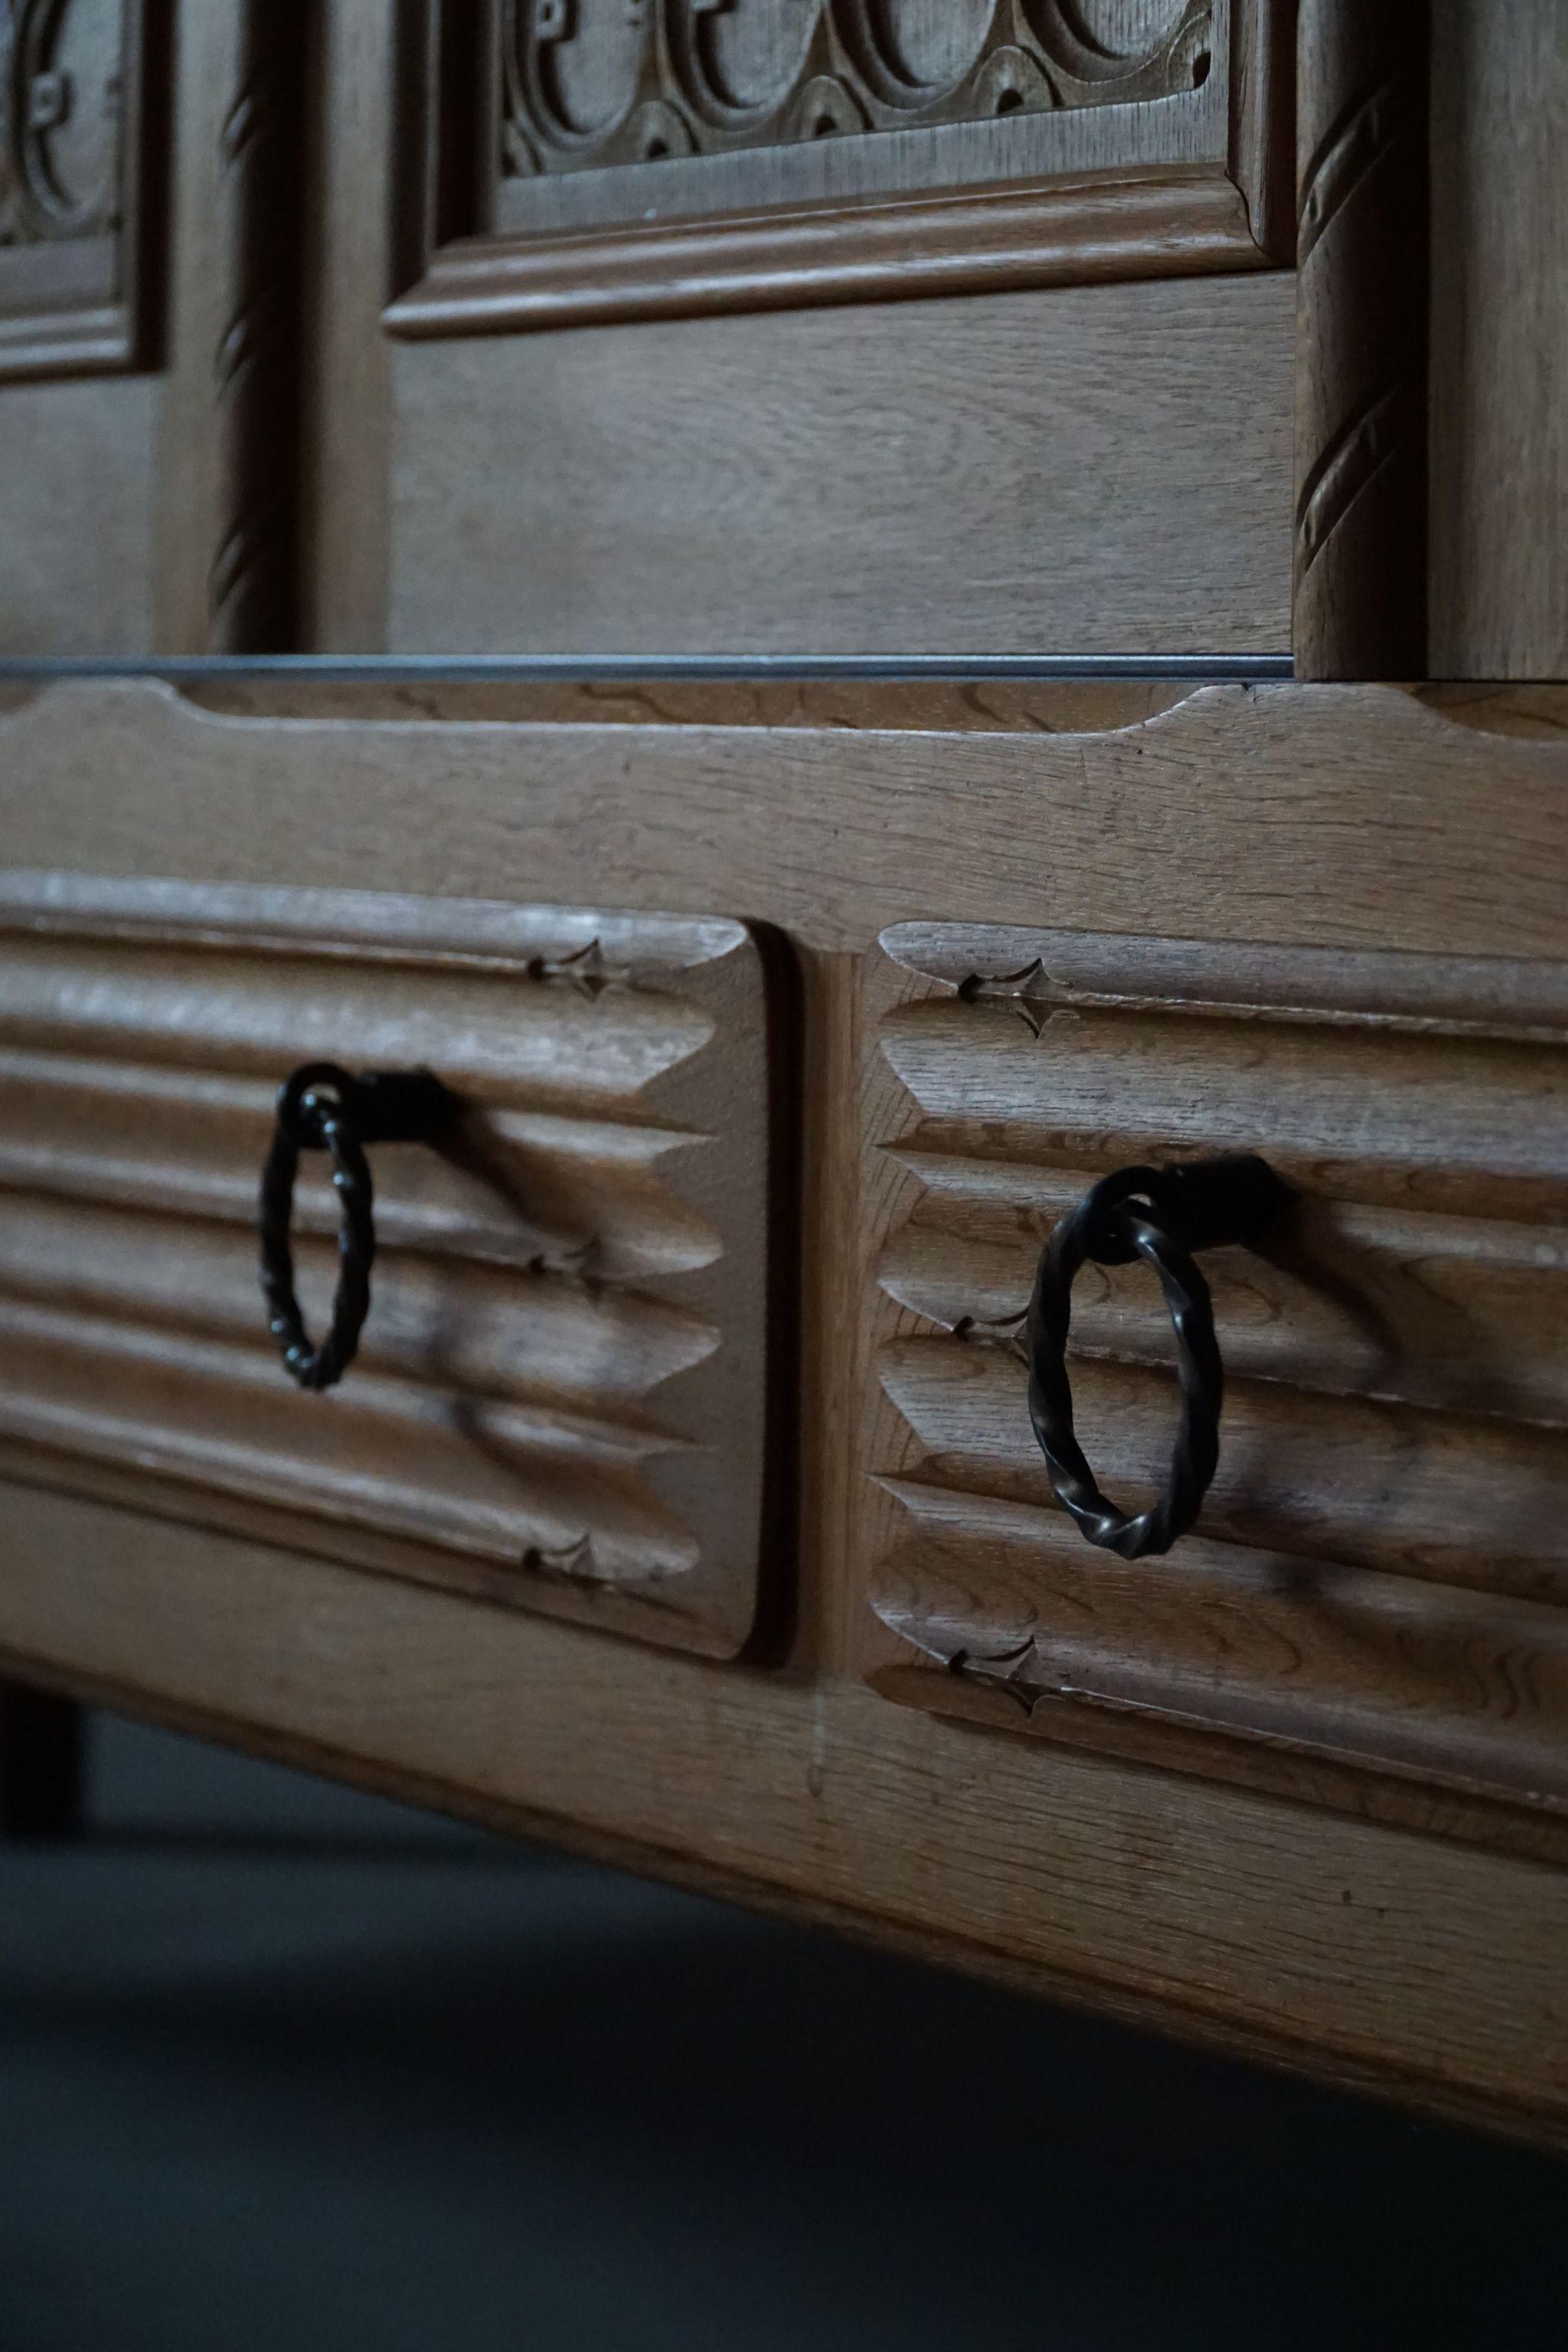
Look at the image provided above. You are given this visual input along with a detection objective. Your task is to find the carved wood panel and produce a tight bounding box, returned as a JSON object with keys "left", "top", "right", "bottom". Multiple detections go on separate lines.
{"left": 0, "top": 872, "right": 786, "bottom": 1660}
{"left": 394, "top": 0, "right": 1292, "bottom": 335}
{"left": 859, "top": 923, "right": 1568, "bottom": 1862}
{"left": 501, "top": 0, "right": 1214, "bottom": 179}
{"left": 0, "top": 0, "right": 152, "bottom": 376}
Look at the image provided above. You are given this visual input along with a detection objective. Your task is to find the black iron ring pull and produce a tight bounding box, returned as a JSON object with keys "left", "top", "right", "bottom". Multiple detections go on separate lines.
{"left": 1025, "top": 1155, "right": 1289, "bottom": 1560}
{"left": 259, "top": 1062, "right": 456, "bottom": 1392}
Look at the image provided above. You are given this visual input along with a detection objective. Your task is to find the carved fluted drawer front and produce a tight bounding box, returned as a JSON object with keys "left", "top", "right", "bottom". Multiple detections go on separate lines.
{"left": 0, "top": 874, "right": 783, "bottom": 1658}
{"left": 859, "top": 923, "right": 1568, "bottom": 1859}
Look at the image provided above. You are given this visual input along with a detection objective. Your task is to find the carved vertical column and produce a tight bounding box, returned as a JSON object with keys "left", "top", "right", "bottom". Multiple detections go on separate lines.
{"left": 1294, "top": 2, "right": 1429, "bottom": 680}
{"left": 207, "top": 0, "right": 308, "bottom": 652}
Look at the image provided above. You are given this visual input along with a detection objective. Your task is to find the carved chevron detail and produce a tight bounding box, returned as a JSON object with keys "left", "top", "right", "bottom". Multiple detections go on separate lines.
{"left": 1294, "top": 379, "right": 1403, "bottom": 577}
{"left": 861, "top": 921, "right": 1568, "bottom": 1855}
{"left": 1296, "top": 67, "right": 1415, "bottom": 266}
{"left": 0, "top": 874, "right": 778, "bottom": 1660}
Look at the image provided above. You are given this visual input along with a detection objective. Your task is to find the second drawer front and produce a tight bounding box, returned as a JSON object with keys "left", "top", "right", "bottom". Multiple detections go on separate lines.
{"left": 859, "top": 920, "right": 1568, "bottom": 1859}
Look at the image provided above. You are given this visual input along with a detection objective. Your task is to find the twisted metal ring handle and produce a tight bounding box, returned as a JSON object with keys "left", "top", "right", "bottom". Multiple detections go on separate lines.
{"left": 1024, "top": 1155, "right": 1289, "bottom": 1560}
{"left": 258, "top": 1062, "right": 454, "bottom": 1392}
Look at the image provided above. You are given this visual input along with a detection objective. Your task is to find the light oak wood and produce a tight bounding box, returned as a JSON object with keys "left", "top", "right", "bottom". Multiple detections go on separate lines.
{"left": 0, "top": 375, "right": 158, "bottom": 651}
{"left": 858, "top": 922, "right": 1568, "bottom": 1857}
{"left": 188, "top": 676, "right": 1199, "bottom": 733}
{"left": 0, "top": 1, "right": 312, "bottom": 656}
{"left": 1292, "top": 0, "right": 1428, "bottom": 679}
{"left": 1, "top": 679, "right": 1558, "bottom": 959}
{"left": 312, "top": 1, "right": 1295, "bottom": 655}
{"left": 2, "top": 684, "right": 1568, "bottom": 2146}
{"left": 387, "top": 273, "right": 1295, "bottom": 656}
{"left": 5, "top": 1479, "right": 1568, "bottom": 2148}
{"left": 302, "top": 0, "right": 413, "bottom": 651}
{"left": 0, "top": 871, "right": 782, "bottom": 1658}
{"left": 388, "top": 171, "right": 1272, "bottom": 342}
{"left": 1429, "top": 0, "right": 1568, "bottom": 680}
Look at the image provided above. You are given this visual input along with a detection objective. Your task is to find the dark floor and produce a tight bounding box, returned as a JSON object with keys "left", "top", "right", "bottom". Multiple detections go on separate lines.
{"left": 0, "top": 1713, "right": 1563, "bottom": 2351}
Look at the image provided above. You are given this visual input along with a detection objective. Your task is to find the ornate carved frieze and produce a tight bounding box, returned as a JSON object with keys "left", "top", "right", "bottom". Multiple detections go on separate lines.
{"left": 394, "top": 1, "right": 1291, "bottom": 337}
{"left": 0, "top": 0, "right": 149, "bottom": 376}
{"left": 501, "top": 0, "right": 1215, "bottom": 180}
{"left": 0, "top": 872, "right": 782, "bottom": 1660}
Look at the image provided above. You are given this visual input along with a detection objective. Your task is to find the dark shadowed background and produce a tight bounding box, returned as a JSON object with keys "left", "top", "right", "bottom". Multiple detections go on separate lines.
{"left": 1, "top": 1711, "right": 1563, "bottom": 2351}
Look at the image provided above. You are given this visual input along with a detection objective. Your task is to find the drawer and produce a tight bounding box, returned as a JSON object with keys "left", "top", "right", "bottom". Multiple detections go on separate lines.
{"left": 859, "top": 920, "right": 1568, "bottom": 1860}
{"left": 0, "top": 871, "right": 788, "bottom": 1658}
{"left": 7, "top": 677, "right": 1568, "bottom": 2147}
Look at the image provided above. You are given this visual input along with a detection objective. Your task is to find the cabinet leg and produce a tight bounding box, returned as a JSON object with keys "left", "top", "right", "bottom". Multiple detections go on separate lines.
{"left": 0, "top": 1681, "right": 86, "bottom": 1840}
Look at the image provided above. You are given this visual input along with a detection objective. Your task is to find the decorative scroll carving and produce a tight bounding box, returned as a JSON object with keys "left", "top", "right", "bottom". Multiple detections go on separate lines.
{"left": 861, "top": 923, "right": 1568, "bottom": 1863}
{"left": 0, "top": 874, "right": 779, "bottom": 1662}
{"left": 0, "top": 0, "right": 126, "bottom": 243}
{"left": 0, "top": 0, "right": 147, "bottom": 376}
{"left": 1293, "top": 0, "right": 1429, "bottom": 680}
{"left": 501, "top": 0, "right": 1214, "bottom": 178}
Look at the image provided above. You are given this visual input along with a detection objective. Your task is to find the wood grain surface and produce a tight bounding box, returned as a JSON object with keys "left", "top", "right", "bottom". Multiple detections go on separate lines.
{"left": 0, "top": 871, "right": 781, "bottom": 1658}
{"left": 5, "top": 1479, "right": 1568, "bottom": 2148}
{"left": 387, "top": 273, "right": 1295, "bottom": 655}
{"left": 0, "top": 376, "right": 158, "bottom": 651}
{"left": 1, "top": 678, "right": 1560, "bottom": 959}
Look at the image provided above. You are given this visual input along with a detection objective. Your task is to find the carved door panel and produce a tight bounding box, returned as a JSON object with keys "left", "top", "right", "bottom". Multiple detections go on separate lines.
{"left": 0, "top": 869, "right": 787, "bottom": 1659}
{"left": 0, "top": 0, "right": 305, "bottom": 654}
{"left": 858, "top": 920, "right": 1568, "bottom": 1864}
{"left": 313, "top": 0, "right": 1301, "bottom": 657}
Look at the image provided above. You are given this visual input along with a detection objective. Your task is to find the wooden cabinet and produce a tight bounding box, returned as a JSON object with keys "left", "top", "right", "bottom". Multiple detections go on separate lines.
{"left": 3, "top": 676, "right": 1568, "bottom": 2147}
{"left": 1, "top": 0, "right": 1566, "bottom": 2158}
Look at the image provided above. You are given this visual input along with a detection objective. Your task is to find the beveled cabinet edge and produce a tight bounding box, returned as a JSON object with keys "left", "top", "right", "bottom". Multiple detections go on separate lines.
{"left": 2, "top": 677, "right": 1565, "bottom": 967}
{"left": 387, "top": 2, "right": 1293, "bottom": 341}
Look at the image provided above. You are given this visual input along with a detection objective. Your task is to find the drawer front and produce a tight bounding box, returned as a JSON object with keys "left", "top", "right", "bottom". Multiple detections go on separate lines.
{"left": 0, "top": 872, "right": 784, "bottom": 1658}
{"left": 859, "top": 920, "right": 1568, "bottom": 1857}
